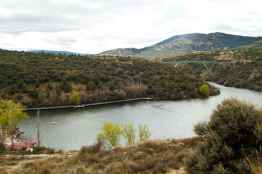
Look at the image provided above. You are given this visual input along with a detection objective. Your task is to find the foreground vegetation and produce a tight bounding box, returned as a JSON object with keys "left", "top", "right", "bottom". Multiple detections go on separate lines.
{"left": 187, "top": 99, "right": 262, "bottom": 174}
{"left": 8, "top": 138, "right": 199, "bottom": 174}
{"left": 0, "top": 49, "right": 218, "bottom": 108}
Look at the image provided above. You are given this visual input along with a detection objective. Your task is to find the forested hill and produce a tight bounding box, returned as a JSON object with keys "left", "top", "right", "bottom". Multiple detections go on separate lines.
{"left": 0, "top": 49, "right": 218, "bottom": 107}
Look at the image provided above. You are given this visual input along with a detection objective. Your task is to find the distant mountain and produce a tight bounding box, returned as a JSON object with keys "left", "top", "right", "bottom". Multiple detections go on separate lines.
{"left": 31, "top": 50, "right": 81, "bottom": 56}
{"left": 100, "top": 32, "right": 262, "bottom": 59}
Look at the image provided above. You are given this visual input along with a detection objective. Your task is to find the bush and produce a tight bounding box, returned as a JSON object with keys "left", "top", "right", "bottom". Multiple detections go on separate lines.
{"left": 186, "top": 99, "right": 262, "bottom": 174}
{"left": 0, "top": 142, "right": 5, "bottom": 153}
{"left": 194, "top": 122, "right": 209, "bottom": 136}
{"left": 32, "top": 146, "right": 55, "bottom": 154}
{"left": 198, "top": 84, "right": 210, "bottom": 97}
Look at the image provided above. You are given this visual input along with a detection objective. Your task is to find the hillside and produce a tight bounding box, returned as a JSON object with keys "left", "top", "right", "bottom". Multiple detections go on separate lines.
{"left": 162, "top": 59, "right": 262, "bottom": 92}
{"left": 0, "top": 49, "right": 218, "bottom": 107}
{"left": 208, "top": 62, "right": 262, "bottom": 91}
{"left": 162, "top": 47, "right": 262, "bottom": 63}
{"left": 100, "top": 32, "right": 262, "bottom": 59}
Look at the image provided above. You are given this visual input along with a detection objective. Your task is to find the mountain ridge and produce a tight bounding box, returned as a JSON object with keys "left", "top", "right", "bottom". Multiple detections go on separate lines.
{"left": 100, "top": 32, "right": 262, "bottom": 59}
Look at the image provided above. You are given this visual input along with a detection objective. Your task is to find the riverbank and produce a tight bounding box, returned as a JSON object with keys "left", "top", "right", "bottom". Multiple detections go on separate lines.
{"left": 26, "top": 97, "right": 153, "bottom": 111}
{"left": 3, "top": 137, "right": 199, "bottom": 174}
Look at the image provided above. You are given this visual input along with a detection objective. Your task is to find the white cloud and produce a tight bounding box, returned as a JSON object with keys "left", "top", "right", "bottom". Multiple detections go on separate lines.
{"left": 0, "top": 0, "right": 262, "bottom": 53}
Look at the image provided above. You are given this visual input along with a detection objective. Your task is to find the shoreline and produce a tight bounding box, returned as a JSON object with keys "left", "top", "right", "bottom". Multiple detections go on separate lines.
{"left": 26, "top": 97, "right": 153, "bottom": 111}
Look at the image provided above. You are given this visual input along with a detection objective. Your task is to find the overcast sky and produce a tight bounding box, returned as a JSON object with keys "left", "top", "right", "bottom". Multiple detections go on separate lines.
{"left": 0, "top": 0, "right": 262, "bottom": 53}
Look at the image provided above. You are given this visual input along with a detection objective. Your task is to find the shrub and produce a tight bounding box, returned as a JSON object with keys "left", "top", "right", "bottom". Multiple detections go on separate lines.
{"left": 33, "top": 146, "right": 55, "bottom": 154}
{"left": 186, "top": 99, "right": 262, "bottom": 174}
{"left": 122, "top": 123, "right": 136, "bottom": 146}
{"left": 194, "top": 122, "right": 209, "bottom": 136}
{"left": 198, "top": 84, "right": 210, "bottom": 97}
{"left": 97, "top": 122, "right": 123, "bottom": 148}
{"left": 0, "top": 142, "right": 5, "bottom": 153}
{"left": 139, "top": 125, "right": 151, "bottom": 142}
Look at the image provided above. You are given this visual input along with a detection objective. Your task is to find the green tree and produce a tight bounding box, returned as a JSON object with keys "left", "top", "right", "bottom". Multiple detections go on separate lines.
{"left": 0, "top": 100, "right": 28, "bottom": 146}
{"left": 198, "top": 83, "right": 210, "bottom": 97}
{"left": 69, "top": 90, "right": 81, "bottom": 105}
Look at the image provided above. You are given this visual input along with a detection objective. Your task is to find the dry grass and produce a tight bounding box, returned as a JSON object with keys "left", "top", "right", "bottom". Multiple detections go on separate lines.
{"left": 7, "top": 138, "right": 200, "bottom": 174}
{"left": 246, "top": 151, "right": 262, "bottom": 174}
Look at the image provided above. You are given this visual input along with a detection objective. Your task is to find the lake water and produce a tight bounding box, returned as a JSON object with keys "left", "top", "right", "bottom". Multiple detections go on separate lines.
{"left": 20, "top": 83, "right": 262, "bottom": 150}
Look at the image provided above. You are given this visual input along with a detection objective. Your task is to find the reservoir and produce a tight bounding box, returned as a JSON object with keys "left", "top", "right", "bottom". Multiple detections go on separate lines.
{"left": 20, "top": 83, "right": 262, "bottom": 150}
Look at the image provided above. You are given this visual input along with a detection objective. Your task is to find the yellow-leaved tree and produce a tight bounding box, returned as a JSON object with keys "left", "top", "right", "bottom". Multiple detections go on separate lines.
{"left": 0, "top": 100, "right": 28, "bottom": 146}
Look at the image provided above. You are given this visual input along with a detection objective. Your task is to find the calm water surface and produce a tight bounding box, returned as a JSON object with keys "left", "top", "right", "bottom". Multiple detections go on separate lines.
{"left": 20, "top": 83, "right": 262, "bottom": 150}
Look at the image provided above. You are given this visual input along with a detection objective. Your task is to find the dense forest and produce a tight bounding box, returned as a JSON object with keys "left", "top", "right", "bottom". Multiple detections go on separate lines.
{"left": 0, "top": 49, "right": 217, "bottom": 107}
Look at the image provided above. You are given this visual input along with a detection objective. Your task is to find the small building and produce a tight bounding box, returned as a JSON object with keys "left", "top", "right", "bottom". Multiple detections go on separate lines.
{"left": 4, "top": 137, "right": 36, "bottom": 151}
{"left": 2, "top": 128, "right": 36, "bottom": 151}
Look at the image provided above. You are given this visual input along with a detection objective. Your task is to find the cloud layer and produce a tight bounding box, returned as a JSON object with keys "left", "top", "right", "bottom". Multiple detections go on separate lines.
{"left": 0, "top": 0, "right": 262, "bottom": 53}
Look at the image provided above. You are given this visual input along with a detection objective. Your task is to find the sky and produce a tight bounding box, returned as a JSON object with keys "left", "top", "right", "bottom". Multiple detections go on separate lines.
{"left": 0, "top": 0, "right": 262, "bottom": 54}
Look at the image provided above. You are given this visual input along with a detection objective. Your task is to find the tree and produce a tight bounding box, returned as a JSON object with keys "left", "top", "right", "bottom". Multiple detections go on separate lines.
{"left": 198, "top": 83, "right": 210, "bottom": 97}
{"left": 97, "top": 122, "right": 152, "bottom": 149}
{"left": 0, "top": 100, "right": 28, "bottom": 146}
{"left": 139, "top": 125, "right": 151, "bottom": 142}
{"left": 97, "top": 122, "right": 123, "bottom": 148}
{"left": 122, "top": 123, "right": 136, "bottom": 146}
{"left": 69, "top": 90, "right": 81, "bottom": 105}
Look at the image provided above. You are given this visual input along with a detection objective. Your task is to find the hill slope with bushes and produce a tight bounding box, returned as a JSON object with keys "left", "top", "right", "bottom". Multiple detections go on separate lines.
{"left": 0, "top": 49, "right": 218, "bottom": 107}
